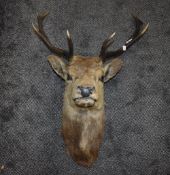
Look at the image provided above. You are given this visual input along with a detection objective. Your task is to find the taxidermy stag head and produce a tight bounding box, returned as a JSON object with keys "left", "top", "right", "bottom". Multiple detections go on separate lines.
{"left": 32, "top": 12, "right": 149, "bottom": 167}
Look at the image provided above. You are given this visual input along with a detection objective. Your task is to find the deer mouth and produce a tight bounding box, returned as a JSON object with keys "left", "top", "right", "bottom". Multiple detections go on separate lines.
{"left": 73, "top": 97, "right": 96, "bottom": 107}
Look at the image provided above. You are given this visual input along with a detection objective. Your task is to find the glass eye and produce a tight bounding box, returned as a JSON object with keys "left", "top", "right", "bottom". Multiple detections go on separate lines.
{"left": 67, "top": 74, "right": 73, "bottom": 81}
{"left": 99, "top": 76, "right": 104, "bottom": 82}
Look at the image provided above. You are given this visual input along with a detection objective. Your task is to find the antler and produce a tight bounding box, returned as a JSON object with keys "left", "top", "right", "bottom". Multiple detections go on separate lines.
{"left": 32, "top": 12, "right": 73, "bottom": 58}
{"left": 99, "top": 15, "right": 149, "bottom": 60}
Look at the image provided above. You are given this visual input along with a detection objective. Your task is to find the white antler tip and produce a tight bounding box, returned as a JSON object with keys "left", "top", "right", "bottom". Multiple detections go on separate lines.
{"left": 66, "top": 30, "right": 70, "bottom": 38}
{"left": 110, "top": 32, "right": 116, "bottom": 39}
{"left": 32, "top": 23, "right": 38, "bottom": 32}
{"left": 126, "top": 38, "right": 132, "bottom": 44}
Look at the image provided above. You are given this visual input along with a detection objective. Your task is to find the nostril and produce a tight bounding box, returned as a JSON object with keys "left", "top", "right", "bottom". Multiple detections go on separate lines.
{"left": 89, "top": 87, "right": 95, "bottom": 93}
{"left": 77, "top": 86, "right": 83, "bottom": 93}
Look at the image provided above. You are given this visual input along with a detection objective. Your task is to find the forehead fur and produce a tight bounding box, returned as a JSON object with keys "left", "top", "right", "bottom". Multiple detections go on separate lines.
{"left": 68, "top": 55, "right": 103, "bottom": 76}
{"left": 69, "top": 55, "right": 102, "bottom": 67}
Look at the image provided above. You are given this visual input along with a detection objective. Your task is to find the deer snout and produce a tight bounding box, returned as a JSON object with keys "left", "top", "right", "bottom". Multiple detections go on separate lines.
{"left": 77, "top": 86, "right": 95, "bottom": 97}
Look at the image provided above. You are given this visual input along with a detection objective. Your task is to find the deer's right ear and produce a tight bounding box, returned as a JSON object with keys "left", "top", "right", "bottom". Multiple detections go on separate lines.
{"left": 48, "top": 55, "right": 67, "bottom": 80}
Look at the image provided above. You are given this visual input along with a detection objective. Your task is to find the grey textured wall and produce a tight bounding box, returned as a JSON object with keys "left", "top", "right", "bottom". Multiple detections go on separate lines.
{"left": 0, "top": 0, "right": 170, "bottom": 174}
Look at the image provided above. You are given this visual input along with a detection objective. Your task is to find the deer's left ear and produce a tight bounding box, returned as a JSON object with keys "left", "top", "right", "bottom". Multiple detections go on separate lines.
{"left": 48, "top": 55, "right": 67, "bottom": 80}
{"left": 103, "top": 58, "right": 123, "bottom": 82}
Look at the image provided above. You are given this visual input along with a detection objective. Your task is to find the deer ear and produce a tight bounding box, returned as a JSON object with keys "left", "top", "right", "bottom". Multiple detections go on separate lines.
{"left": 103, "top": 58, "right": 123, "bottom": 82}
{"left": 48, "top": 55, "right": 67, "bottom": 80}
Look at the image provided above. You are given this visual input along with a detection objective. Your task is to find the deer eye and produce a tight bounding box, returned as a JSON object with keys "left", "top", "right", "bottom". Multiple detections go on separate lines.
{"left": 99, "top": 76, "right": 104, "bottom": 82}
{"left": 67, "top": 74, "right": 73, "bottom": 81}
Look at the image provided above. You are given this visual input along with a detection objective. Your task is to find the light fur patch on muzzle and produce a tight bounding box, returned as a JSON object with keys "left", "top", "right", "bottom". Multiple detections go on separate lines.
{"left": 74, "top": 97, "right": 96, "bottom": 107}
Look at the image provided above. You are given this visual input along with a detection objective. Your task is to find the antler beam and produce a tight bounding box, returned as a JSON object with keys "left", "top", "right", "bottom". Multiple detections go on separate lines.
{"left": 32, "top": 12, "right": 73, "bottom": 58}
{"left": 99, "top": 15, "right": 149, "bottom": 60}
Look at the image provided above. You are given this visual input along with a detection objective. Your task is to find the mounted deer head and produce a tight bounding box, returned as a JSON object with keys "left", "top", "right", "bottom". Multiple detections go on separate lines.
{"left": 32, "top": 12, "right": 149, "bottom": 167}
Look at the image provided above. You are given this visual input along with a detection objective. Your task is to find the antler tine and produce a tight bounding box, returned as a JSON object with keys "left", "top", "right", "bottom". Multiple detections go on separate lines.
{"left": 32, "top": 12, "right": 73, "bottom": 58}
{"left": 99, "top": 32, "right": 116, "bottom": 58}
{"left": 66, "top": 30, "right": 73, "bottom": 58}
{"left": 100, "top": 15, "right": 149, "bottom": 60}
{"left": 37, "top": 11, "right": 49, "bottom": 37}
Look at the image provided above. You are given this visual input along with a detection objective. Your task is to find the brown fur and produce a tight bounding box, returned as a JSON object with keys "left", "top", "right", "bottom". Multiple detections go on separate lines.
{"left": 61, "top": 56, "right": 105, "bottom": 167}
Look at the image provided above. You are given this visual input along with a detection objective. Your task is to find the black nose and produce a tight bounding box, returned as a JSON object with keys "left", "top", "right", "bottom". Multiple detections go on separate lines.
{"left": 78, "top": 86, "right": 94, "bottom": 97}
